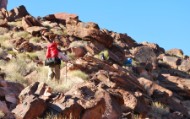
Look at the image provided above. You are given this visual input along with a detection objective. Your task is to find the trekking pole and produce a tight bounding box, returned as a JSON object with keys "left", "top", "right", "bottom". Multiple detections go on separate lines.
{"left": 65, "top": 61, "right": 67, "bottom": 83}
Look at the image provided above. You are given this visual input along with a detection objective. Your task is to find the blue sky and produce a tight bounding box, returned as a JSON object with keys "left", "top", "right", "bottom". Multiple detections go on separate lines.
{"left": 8, "top": 0, "right": 190, "bottom": 55}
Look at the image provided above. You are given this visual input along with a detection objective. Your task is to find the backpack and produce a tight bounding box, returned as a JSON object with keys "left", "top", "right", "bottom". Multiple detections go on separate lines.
{"left": 45, "top": 57, "right": 61, "bottom": 66}
{"left": 124, "top": 58, "right": 132, "bottom": 66}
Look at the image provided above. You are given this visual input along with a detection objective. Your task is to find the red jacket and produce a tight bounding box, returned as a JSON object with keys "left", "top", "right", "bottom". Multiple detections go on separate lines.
{"left": 46, "top": 42, "right": 58, "bottom": 58}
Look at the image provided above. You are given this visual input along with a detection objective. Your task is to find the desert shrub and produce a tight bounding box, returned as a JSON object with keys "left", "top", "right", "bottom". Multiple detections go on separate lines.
{"left": 69, "top": 41, "right": 87, "bottom": 48}
{"left": 35, "top": 50, "right": 46, "bottom": 61}
{"left": 0, "top": 34, "right": 10, "bottom": 41}
{"left": 149, "top": 102, "right": 170, "bottom": 119}
{"left": 45, "top": 80, "right": 68, "bottom": 92}
{"left": 39, "top": 112, "right": 73, "bottom": 119}
{"left": 17, "top": 53, "right": 32, "bottom": 62}
{"left": 26, "top": 53, "right": 39, "bottom": 61}
{"left": 0, "top": 33, "right": 12, "bottom": 49}
{"left": 8, "top": 21, "right": 22, "bottom": 27}
{"left": 34, "top": 66, "right": 68, "bottom": 92}
{"left": 0, "top": 27, "right": 9, "bottom": 35}
{"left": 62, "top": 30, "right": 67, "bottom": 36}
{"left": 51, "top": 28, "right": 64, "bottom": 35}
{"left": 68, "top": 70, "right": 88, "bottom": 80}
{"left": 67, "top": 52, "right": 75, "bottom": 60}
{"left": 41, "top": 21, "right": 52, "bottom": 28}
{"left": 59, "top": 23, "right": 66, "bottom": 29}
{"left": 34, "top": 66, "right": 49, "bottom": 82}
{"left": 95, "top": 50, "right": 109, "bottom": 60}
{"left": 13, "top": 31, "right": 31, "bottom": 39}
{"left": 2, "top": 54, "right": 37, "bottom": 87}
{"left": 1, "top": 40, "right": 13, "bottom": 49}
{"left": 30, "top": 37, "right": 41, "bottom": 43}
{"left": 133, "top": 114, "right": 143, "bottom": 119}
{"left": 26, "top": 50, "right": 46, "bottom": 62}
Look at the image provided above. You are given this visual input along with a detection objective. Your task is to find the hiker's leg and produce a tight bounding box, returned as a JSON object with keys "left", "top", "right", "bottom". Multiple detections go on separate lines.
{"left": 48, "top": 66, "right": 54, "bottom": 80}
{"left": 54, "top": 65, "right": 60, "bottom": 80}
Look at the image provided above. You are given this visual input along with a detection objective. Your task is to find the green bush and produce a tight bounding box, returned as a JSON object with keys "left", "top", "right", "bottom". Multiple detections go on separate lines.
{"left": 95, "top": 50, "right": 109, "bottom": 60}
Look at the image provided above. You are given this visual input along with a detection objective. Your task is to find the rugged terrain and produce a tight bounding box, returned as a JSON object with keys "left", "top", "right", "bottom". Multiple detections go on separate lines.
{"left": 0, "top": 5, "right": 190, "bottom": 119}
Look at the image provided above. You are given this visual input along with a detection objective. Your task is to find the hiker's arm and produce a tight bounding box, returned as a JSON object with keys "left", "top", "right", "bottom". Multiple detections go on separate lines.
{"left": 58, "top": 52, "right": 70, "bottom": 62}
{"left": 42, "top": 36, "right": 51, "bottom": 43}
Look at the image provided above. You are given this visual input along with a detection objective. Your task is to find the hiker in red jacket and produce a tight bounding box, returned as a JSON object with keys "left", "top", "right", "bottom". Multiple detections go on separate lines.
{"left": 43, "top": 31, "right": 69, "bottom": 81}
{"left": 45, "top": 34, "right": 62, "bottom": 81}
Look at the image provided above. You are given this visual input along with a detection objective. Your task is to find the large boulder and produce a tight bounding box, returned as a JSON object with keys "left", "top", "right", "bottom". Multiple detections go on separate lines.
{"left": 111, "top": 31, "right": 137, "bottom": 49}
{"left": 7, "top": 5, "right": 30, "bottom": 21}
{"left": 85, "top": 41, "right": 106, "bottom": 55}
{"left": 158, "top": 74, "right": 190, "bottom": 98}
{"left": 141, "top": 42, "right": 165, "bottom": 56}
{"left": 12, "top": 95, "right": 47, "bottom": 119}
{"left": 178, "top": 59, "right": 190, "bottom": 73}
{"left": 11, "top": 38, "right": 42, "bottom": 52}
{"left": 137, "top": 77, "right": 173, "bottom": 97}
{"left": 12, "top": 82, "right": 52, "bottom": 119}
{"left": 66, "top": 21, "right": 113, "bottom": 47}
{"left": 162, "top": 55, "right": 181, "bottom": 69}
{"left": 26, "top": 26, "right": 47, "bottom": 36}
{"left": 71, "top": 46, "right": 87, "bottom": 58}
{"left": 43, "top": 12, "right": 78, "bottom": 23}
{"left": 131, "top": 46, "right": 157, "bottom": 65}
{"left": 19, "top": 82, "right": 52, "bottom": 102}
{"left": 22, "top": 15, "right": 42, "bottom": 30}
{"left": 49, "top": 78, "right": 149, "bottom": 119}
{"left": 54, "top": 12, "right": 78, "bottom": 21}
{"left": 109, "top": 44, "right": 126, "bottom": 64}
{"left": 166, "top": 48, "right": 184, "bottom": 58}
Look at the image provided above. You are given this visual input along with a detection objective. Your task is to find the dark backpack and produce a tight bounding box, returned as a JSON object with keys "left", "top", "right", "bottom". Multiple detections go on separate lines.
{"left": 45, "top": 57, "right": 61, "bottom": 66}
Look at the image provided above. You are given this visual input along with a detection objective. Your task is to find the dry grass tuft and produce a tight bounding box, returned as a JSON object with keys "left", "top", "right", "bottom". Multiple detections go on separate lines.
{"left": 148, "top": 102, "right": 170, "bottom": 119}
{"left": 2, "top": 53, "right": 37, "bottom": 87}
{"left": 68, "top": 70, "right": 88, "bottom": 80}
{"left": 39, "top": 112, "right": 73, "bottom": 119}
{"left": 0, "top": 33, "right": 12, "bottom": 49}
{"left": 8, "top": 21, "right": 22, "bottom": 27}
{"left": 13, "top": 31, "right": 31, "bottom": 39}
{"left": 51, "top": 28, "right": 64, "bottom": 35}
{"left": 0, "top": 27, "right": 9, "bottom": 35}
{"left": 30, "top": 37, "right": 42, "bottom": 44}
{"left": 69, "top": 41, "right": 87, "bottom": 48}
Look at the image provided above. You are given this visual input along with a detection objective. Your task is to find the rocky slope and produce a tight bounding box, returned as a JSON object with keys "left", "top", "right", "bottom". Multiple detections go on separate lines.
{"left": 0, "top": 5, "right": 190, "bottom": 119}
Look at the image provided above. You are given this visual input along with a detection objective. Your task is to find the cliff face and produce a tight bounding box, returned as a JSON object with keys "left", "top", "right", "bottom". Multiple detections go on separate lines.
{"left": 0, "top": 5, "right": 190, "bottom": 119}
